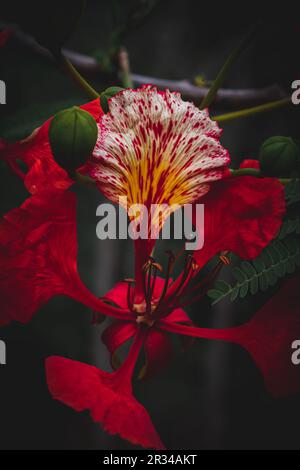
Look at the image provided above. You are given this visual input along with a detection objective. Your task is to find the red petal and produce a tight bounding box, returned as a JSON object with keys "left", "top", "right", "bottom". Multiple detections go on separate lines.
{"left": 102, "top": 321, "right": 137, "bottom": 368}
{"left": 46, "top": 331, "right": 164, "bottom": 449}
{"left": 233, "top": 275, "right": 300, "bottom": 397}
{"left": 141, "top": 328, "right": 173, "bottom": 380}
{"left": 239, "top": 159, "right": 260, "bottom": 169}
{"left": 164, "top": 308, "right": 193, "bottom": 325}
{"left": 159, "top": 275, "right": 300, "bottom": 397}
{"left": 0, "top": 191, "right": 78, "bottom": 324}
{"left": 0, "top": 191, "right": 131, "bottom": 324}
{"left": 103, "top": 281, "right": 129, "bottom": 309}
{"left": 193, "top": 176, "right": 285, "bottom": 268}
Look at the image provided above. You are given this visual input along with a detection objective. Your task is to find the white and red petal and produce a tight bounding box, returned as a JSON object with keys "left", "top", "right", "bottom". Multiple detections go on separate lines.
{"left": 90, "top": 86, "right": 230, "bottom": 227}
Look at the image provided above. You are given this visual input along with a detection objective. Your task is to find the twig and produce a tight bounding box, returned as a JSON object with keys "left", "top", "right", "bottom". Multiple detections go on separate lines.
{"left": 213, "top": 97, "right": 291, "bottom": 122}
{"left": 62, "top": 50, "right": 288, "bottom": 108}
{"left": 13, "top": 28, "right": 288, "bottom": 108}
{"left": 118, "top": 47, "right": 133, "bottom": 88}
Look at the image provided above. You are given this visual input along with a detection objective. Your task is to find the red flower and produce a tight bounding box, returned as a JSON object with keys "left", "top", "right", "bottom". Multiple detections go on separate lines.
{"left": 193, "top": 176, "right": 285, "bottom": 268}
{"left": 46, "top": 330, "right": 165, "bottom": 450}
{"left": 0, "top": 86, "right": 291, "bottom": 450}
{"left": 0, "top": 99, "right": 102, "bottom": 194}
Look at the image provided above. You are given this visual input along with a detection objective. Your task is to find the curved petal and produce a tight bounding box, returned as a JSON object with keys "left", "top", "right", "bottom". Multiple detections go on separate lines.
{"left": 103, "top": 281, "right": 129, "bottom": 309}
{"left": 0, "top": 190, "right": 131, "bottom": 325}
{"left": 46, "top": 331, "right": 164, "bottom": 449}
{"left": 193, "top": 176, "right": 285, "bottom": 268}
{"left": 232, "top": 275, "right": 300, "bottom": 397}
{"left": 0, "top": 191, "right": 78, "bottom": 324}
{"left": 102, "top": 320, "right": 137, "bottom": 369}
{"left": 159, "top": 275, "right": 300, "bottom": 397}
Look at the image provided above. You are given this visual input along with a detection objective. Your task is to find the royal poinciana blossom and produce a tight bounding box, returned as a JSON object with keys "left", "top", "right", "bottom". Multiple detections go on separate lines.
{"left": 89, "top": 86, "right": 230, "bottom": 237}
{"left": 0, "top": 87, "right": 298, "bottom": 449}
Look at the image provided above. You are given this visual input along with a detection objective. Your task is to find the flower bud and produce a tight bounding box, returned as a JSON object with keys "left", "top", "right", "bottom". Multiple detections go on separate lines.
{"left": 100, "top": 87, "right": 124, "bottom": 113}
{"left": 259, "top": 136, "right": 300, "bottom": 177}
{"left": 49, "top": 106, "right": 98, "bottom": 174}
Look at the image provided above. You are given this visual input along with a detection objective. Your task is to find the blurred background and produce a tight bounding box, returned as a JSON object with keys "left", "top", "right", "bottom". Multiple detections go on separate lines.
{"left": 0, "top": 0, "right": 300, "bottom": 450}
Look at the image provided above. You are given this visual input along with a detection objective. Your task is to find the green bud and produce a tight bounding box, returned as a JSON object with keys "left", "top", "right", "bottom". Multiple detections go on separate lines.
{"left": 49, "top": 106, "right": 98, "bottom": 174}
{"left": 259, "top": 136, "right": 300, "bottom": 177}
{"left": 100, "top": 87, "right": 124, "bottom": 113}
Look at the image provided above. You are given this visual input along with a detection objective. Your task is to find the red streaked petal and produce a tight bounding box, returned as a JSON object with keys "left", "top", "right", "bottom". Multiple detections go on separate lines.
{"left": 193, "top": 176, "right": 285, "bottom": 268}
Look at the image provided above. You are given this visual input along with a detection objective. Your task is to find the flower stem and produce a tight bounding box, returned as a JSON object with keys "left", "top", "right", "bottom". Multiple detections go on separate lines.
{"left": 213, "top": 97, "right": 291, "bottom": 123}
{"left": 57, "top": 53, "right": 100, "bottom": 100}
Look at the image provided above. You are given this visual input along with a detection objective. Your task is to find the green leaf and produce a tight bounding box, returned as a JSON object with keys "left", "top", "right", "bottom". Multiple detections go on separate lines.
{"left": 233, "top": 267, "right": 247, "bottom": 283}
{"left": 207, "top": 235, "right": 300, "bottom": 305}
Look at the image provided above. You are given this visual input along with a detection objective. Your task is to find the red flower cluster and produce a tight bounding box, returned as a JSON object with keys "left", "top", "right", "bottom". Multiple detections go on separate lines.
{"left": 0, "top": 89, "right": 298, "bottom": 450}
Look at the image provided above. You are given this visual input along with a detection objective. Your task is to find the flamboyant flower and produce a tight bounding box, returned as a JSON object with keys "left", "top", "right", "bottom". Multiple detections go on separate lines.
{"left": 0, "top": 85, "right": 292, "bottom": 450}
{"left": 89, "top": 85, "right": 230, "bottom": 242}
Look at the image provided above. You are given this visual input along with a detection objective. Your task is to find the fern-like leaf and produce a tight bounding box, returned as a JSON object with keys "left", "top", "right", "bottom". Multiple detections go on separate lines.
{"left": 207, "top": 236, "right": 300, "bottom": 305}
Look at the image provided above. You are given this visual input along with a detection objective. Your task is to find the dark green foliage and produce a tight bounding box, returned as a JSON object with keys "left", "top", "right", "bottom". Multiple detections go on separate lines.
{"left": 207, "top": 236, "right": 300, "bottom": 305}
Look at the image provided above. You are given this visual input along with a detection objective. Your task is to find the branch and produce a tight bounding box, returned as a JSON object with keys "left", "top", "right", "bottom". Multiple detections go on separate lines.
{"left": 13, "top": 28, "right": 287, "bottom": 108}
{"left": 62, "top": 49, "right": 288, "bottom": 108}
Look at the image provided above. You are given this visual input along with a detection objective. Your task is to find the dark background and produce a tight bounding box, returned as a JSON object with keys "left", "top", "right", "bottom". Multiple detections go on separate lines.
{"left": 0, "top": 0, "right": 300, "bottom": 450}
